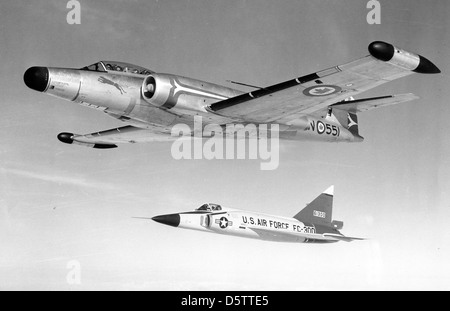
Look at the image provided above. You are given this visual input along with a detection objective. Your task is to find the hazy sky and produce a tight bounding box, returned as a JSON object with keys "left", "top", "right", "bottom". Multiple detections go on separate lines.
{"left": 1, "top": 0, "right": 449, "bottom": 290}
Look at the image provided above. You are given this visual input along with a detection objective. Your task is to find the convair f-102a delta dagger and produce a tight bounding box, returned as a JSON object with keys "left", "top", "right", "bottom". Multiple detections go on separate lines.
{"left": 23, "top": 41, "right": 439, "bottom": 148}
{"left": 150, "top": 186, "right": 365, "bottom": 243}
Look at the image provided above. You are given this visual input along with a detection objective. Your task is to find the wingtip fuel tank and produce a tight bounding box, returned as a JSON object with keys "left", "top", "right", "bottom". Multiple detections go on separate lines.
{"left": 369, "top": 41, "right": 441, "bottom": 74}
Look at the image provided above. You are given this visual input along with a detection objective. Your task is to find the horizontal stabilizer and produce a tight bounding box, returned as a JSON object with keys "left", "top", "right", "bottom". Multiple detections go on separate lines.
{"left": 330, "top": 93, "right": 419, "bottom": 113}
{"left": 323, "top": 233, "right": 365, "bottom": 242}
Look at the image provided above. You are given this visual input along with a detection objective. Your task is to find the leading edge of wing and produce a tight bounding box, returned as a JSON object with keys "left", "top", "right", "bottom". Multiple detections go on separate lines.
{"left": 209, "top": 72, "right": 322, "bottom": 112}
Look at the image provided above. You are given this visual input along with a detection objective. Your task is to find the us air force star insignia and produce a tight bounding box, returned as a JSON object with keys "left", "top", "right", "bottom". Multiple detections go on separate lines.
{"left": 216, "top": 217, "right": 232, "bottom": 229}
{"left": 303, "top": 85, "right": 342, "bottom": 97}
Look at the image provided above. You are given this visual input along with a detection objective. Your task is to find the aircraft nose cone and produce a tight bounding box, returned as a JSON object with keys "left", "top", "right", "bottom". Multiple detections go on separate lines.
{"left": 152, "top": 214, "right": 181, "bottom": 227}
{"left": 24, "top": 67, "right": 49, "bottom": 92}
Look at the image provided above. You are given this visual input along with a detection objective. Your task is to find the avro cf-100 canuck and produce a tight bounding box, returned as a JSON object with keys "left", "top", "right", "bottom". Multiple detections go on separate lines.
{"left": 150, "top": 186, "right": 364, "bottom": 243}
{"left": 24, "top": 41, "right": 440, "bottom": 148}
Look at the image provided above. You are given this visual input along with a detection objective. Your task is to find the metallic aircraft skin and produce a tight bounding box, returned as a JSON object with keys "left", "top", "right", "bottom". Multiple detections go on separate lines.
{"left": 150, "top": 186, "right": 365, "bottom": 243}
{"left": 23, "top": 41, "right": 440, "bottom": 148}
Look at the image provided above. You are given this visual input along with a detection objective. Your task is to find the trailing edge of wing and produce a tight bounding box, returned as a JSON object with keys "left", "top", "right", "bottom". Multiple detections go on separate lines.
{"left": 330, "top": 93, "right": 419, "bottom": 113}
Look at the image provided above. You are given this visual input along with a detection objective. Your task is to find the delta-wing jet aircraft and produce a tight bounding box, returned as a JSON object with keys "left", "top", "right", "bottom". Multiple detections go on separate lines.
{"left": 24, "top": 41, "right": 440, "bottom": 148}
{"left": 150, "top": 186, "right": 364, "bottom": 243}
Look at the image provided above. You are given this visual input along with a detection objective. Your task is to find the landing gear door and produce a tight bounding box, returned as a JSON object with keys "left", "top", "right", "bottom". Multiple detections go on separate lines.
{"left": 201, "top": 215, "right": 211, "bottom": 228}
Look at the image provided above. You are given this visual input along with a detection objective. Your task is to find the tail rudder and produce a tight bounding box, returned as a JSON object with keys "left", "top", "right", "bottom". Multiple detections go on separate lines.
{"left": 294, "top": 186, "right": 334, "bottom": 227}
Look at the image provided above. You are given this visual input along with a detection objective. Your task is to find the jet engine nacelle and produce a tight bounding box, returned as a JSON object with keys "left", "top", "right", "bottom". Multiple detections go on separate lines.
{"left": 141, "top": 74, "right": 177, "bottom": 108}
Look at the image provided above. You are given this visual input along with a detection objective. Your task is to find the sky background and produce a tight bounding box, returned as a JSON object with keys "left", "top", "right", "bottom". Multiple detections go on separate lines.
{"left": 1, "top": 0, "right": 449, "bottom": 290}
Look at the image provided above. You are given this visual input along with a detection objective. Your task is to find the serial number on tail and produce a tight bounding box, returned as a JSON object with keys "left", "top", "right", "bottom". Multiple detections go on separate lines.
{"left": 310, "top": 121, "right": 340, "bottom": 136}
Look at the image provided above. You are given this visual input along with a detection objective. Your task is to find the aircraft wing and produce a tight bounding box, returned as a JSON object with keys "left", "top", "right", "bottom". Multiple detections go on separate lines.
{"left": 58, "top": 125, "right": 177, "bottom": 148}
{"left": 249, "top": 227, "right": 308, "bottom": 242}
{"left": 322, "top": 233, "right": 366, "bottom": 242}
{"left": 250, "top": 227, "right": 365, "bottom": 243}
{"left": 208, "top": 41, "right": 440, "bottom": 123}
{"left": 329, "top": 93, "right": 419, "bottom": 113}
{"left": 249, "top": 227, "right": 329, "bottom": 243}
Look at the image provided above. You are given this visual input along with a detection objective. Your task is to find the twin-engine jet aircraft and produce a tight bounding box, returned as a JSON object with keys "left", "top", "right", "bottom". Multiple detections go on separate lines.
{"left": 150, "top": 186, "right": 364, "bottom": 243}
{"left": 24, "top": 41, "right": 440, "bottom": 148}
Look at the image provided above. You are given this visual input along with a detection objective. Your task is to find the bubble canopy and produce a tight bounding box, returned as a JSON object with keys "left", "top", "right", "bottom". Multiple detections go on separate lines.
{"left": 196, "top": 203, "right": 223, "bottom": 212}
{"left": 81, "top": 61, "right": 154, "bottom": 76}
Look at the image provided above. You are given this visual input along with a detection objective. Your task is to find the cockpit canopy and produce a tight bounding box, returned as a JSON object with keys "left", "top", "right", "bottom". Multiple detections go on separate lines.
{"left": 81, "top": 61, "right": 154, "bottom": 76}
{"left": 196, "top": 203, "right": 223, "bottom": 212}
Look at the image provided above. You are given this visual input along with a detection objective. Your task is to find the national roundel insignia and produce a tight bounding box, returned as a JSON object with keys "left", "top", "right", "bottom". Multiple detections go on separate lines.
{"left": 303, "top": 85, "right": 342, "bottom": 97}
{"left": 217, "top": 217, "right": 232, "bottom": 229}
{"left": 317, "top": 121, "right": 325, "bottom": 134}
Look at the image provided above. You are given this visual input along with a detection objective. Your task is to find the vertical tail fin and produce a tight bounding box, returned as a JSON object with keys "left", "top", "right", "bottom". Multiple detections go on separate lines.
{"left": 294, "top": 186, "right": 334, "bottom": 227}
{"left": 326, "top": 108, "right": 362, "bottom": 139}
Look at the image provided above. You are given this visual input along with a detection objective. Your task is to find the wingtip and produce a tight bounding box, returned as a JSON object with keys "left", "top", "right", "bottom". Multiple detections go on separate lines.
{"left": 414, "top": 55, "right": 441, "bottom": 74}
{"left": 369, "top": 41, "right": 440, "bottom": 74}
{"left": 323, "top": 185, "right": 334, "bottom": 196}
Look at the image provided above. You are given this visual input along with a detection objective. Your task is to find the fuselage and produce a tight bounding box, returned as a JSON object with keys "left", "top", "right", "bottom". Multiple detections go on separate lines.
{"left": 153, "top": 208, "right": 342, "bottom": 244}
{"left": 24, "top": 61, "right": 362, "bottom": 143}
